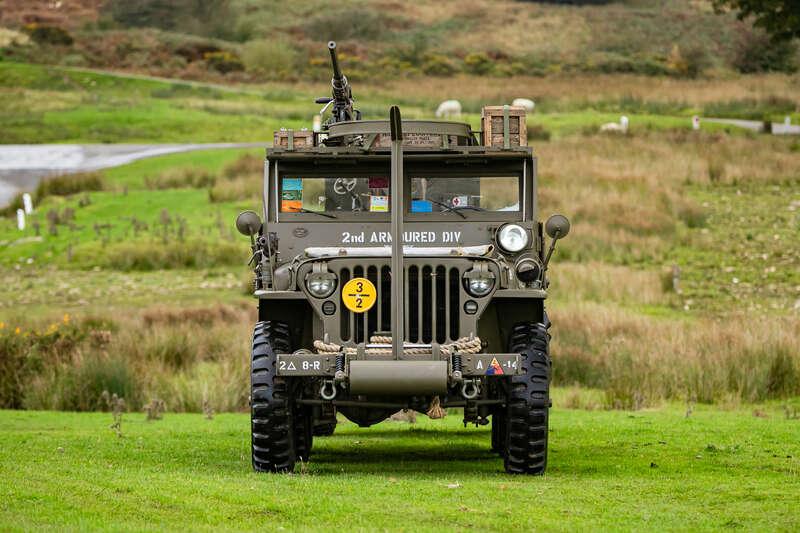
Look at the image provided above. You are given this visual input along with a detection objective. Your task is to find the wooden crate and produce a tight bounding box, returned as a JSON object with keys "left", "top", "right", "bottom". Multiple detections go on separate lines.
{"left": 274, "top": 129, "right": 314, "bottom": 149}
{"left": 481, "top": 106, "right": 527, "bottom": 148}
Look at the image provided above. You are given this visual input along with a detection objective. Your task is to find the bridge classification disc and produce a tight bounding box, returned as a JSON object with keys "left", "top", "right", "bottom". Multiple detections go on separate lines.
{"left": 341, "top": 277, "right": 376, "bottom": 313}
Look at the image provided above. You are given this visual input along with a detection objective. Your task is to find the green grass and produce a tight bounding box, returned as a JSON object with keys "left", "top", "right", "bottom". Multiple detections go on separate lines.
{"left": 673, "top": 183, "right": 800, "bottom": 313}
{"left": 0, "top": 405, "right": 798, "bottom": 531}
{"left": 1, "top": 61, "right": 765, "bottom": 144}
{"left": 0, "top": 62, "right": 311, "bottom": 143}
{"left": 0, "top": 146, "right": 265, "bottom": 268}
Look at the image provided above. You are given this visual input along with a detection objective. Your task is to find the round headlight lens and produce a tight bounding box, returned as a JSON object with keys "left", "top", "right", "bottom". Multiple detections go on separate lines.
{"left": 497, "top": 223, "right": 529, "bottom": 253}
{"left": 306, "top": 274, "right": 337, "bottom": 298}
{"left": 467, "top": 277, "right": 494, "bottom": 297}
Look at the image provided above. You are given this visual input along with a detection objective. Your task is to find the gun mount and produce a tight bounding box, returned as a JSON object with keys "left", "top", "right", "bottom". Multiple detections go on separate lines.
{"left": 315, "top": 41, "right": 359, "bottom": 127}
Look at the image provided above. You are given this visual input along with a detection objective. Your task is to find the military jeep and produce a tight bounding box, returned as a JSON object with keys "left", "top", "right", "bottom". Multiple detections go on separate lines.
{"left": 236, "top": 42, "right": 569, "bottom": 475}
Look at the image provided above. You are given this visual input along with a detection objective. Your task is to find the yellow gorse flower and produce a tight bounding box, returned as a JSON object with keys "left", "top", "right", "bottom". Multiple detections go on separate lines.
{"left": 63, "top": 313, "right": 70, "bottom": 324}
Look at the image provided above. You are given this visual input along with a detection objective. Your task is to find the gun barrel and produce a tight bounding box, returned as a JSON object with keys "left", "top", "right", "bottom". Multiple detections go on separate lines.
{"left": 328, "top": 41, "right": 342, "bottom": 80}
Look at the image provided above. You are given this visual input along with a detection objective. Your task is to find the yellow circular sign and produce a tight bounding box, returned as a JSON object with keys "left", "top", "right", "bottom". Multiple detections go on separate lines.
{"left": 341, "top": 277, "right": 376, "bottom": 313}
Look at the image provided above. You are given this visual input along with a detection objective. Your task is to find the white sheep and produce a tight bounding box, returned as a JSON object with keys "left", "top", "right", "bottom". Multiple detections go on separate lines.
{"left": 435, "top": 100, "right": 462, "bottom": 119}
{"left": 512, "top": 98, "right": 535, "bottom": 112}
{"left": 600, "top": 115, "right": 629, "bottom": 133}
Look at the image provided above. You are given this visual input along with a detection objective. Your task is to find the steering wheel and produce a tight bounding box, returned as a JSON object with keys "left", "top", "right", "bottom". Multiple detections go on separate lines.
{"left": 333, "top": 178, "right": 357, "bottom": 195}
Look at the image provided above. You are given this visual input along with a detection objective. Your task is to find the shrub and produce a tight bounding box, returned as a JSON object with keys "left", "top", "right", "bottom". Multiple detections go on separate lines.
{"left": 144, "top": 167, "right": 216, "bottom": 189}
{"left": 667, "top": 44, "right": 710, "bottom": 78}
{"left": 204, "top": 51, "right": 244, "bottom": 74}
{"left": 35, "top": 172, "right": 105, "bottom": 199}
{"left": 51, "top": 354, "right": 140, "bottom": 411}
{"left": 421, "top": 54, "right": 457, "bottom": 77}
{"left": 241, "top": 39, "right": 302, "bottom": 78}
{"left": 0, "top": 320, "right": 86, "bottom": 409}
{"left": 208, "top": 175, "right": 261, "bottom": 203}
{"left": 22, "top": 24, "right": 73, "bottom": 46}
{"left": 733, "top": 29, "right": 798, "bottom": 73}
{"left": 464, "top": 52, "right": 493, "bottom": 75}
{"left": 222, "top": 153, "right": 262, "bottom": 179}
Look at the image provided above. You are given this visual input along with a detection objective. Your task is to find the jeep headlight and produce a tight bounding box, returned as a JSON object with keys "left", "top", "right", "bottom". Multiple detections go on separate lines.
{"left": 496, "top": 223, "right": 529, "bottom": 253}
{"left": 464, "top": 268, "right": 495, "bottom": 298}
{"left": 306, "top": 272, "right": 337, "bottom": 298}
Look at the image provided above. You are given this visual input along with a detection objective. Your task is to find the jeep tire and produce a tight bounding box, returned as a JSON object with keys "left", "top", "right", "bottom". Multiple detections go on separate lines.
{"left": 250, "top": 321, "right": 296, "bottom": 472}
{"left": 503, "top": 321, "right": 551, "bottom": 475}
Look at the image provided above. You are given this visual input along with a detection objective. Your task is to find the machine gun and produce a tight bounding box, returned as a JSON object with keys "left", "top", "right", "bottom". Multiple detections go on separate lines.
{"left": 316, "top": 41, "right": 360, "bottom": 125}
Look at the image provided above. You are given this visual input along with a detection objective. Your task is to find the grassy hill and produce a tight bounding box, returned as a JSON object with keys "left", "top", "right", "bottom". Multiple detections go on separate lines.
{"left": 1, "top": 58, "right": 799, "bottom": 411}
{"left": 1, "top": 0, "right": 797, "bottom": 84}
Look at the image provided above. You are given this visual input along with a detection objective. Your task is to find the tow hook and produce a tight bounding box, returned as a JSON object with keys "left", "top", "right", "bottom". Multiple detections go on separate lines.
{"left": 461, "top": 379, "right": 480, "bottom": 400}
{"left": 320, "top": 379, "right": 337, "bottom": 401}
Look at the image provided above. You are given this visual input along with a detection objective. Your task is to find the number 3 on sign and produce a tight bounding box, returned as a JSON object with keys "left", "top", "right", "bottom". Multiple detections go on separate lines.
{"left": 341, "top": 277, "right": 376, "bottom": 313}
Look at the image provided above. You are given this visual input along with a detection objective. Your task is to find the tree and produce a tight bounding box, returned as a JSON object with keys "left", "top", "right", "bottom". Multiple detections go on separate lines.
{"left": 713, "top": 0, "right": 800, "bottom": 41}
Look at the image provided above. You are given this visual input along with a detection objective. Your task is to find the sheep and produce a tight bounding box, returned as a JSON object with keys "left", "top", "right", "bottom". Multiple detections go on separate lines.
{"left": 600, "top": 115, "right": 629, "bottom": 134}
{"left": 512, "top": 98, "right": 535, "bottom": 112}
{"left": 435, "top": 100, "right": 462, "bottom": 119}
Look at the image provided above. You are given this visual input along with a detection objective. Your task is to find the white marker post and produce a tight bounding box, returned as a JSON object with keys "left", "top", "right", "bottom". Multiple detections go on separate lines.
{"left": 692, "top": 116, "right": 700, "bottom": 130}
{"left": 22, "top": 193, "right": 33, "bottom": 214}
{"left": 16, "top": 209, "right": 25, "bottom": 231}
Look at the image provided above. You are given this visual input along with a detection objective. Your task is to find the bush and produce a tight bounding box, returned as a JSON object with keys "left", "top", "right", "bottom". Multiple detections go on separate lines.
{"left": 208, "top": 175, "right": 261, "bottom": 203}
{"left": 50, "top": 354, "right": 140, "bottom": 411}
{"left": 421, "top": 54, "right": 457, "bottom": 77}
{"left": 733, "top": 29, "right": 798, "bottom": 73}
{"left": 0, "top": 320, "right": 86, "bottom": 409}
{"left": 241, "top": 39, "right": 301, "bottom": 78}
{"left": 464, "top": 52, "right": 493, "bottom": 75}
{"left": 35, "top": 172, "right": 105, "bottom": 199}
{"left": 22, "top": 24, "right": 73, "bottom": 46}
{"left": 667, "top": 44, "right": 710, "bottom": 78}
{"left": 222, "top": 153, "right": 262, "bottom": 179}
{"left": 144, "top": 167, "right": 216, "bottom": 189}
{"left": 204, "top": 51, "right": 244, "bottom": 74}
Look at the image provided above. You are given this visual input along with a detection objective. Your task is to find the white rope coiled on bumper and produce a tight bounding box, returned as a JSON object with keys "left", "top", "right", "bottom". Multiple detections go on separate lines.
{"left": 313, "top": 336, "right": 482, "bottom": 356}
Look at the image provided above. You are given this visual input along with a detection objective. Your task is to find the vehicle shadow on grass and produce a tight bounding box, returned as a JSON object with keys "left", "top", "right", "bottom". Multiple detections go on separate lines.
{"left": 306, "top": 427, "right": 504, "bottom": 475}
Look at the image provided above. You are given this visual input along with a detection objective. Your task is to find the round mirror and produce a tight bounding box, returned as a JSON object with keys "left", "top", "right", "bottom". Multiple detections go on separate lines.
{"left": 235, "top": 211, "right": 262, "bottom": 236}
{"left": 545, "top": 214, "right": 570, "bottom": 239}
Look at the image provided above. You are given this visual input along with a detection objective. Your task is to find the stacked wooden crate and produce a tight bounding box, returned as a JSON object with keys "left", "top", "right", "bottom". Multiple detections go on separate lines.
{"left": 481, "top": 105, "right": 527, "bottom": 148}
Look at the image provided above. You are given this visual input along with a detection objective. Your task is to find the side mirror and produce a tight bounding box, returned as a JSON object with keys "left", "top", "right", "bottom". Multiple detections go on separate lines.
{"left": 235, "top": 211, "right": 262, "bottom": 237}
{"left": 545, "top": 214, "right": 570, "bottom": 240}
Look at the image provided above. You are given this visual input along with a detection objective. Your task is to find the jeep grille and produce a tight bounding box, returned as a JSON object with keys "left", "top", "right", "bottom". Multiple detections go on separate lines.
{"left": 336, "top": 259, "right": 470, "bottom": 344}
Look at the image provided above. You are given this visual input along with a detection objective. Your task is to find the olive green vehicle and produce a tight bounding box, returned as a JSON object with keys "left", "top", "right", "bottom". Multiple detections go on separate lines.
{"left": 236, "top": 42, "right": 570, "bottom": 475}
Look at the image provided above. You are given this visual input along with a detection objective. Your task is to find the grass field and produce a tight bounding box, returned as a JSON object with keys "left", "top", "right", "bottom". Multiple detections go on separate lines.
{"left": 1, "top": 405, "right": 799, "bottom": 531}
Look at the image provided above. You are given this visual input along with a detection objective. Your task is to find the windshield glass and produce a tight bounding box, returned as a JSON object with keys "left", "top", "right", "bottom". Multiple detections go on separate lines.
{"left": 279, "top": 175, "right": 519, "bottom": 213}
{"left": 280, "top": 176, "right": 388, "bottom": 213}
{"left": 410, "top": 176, "right": 519, "bottom": 212}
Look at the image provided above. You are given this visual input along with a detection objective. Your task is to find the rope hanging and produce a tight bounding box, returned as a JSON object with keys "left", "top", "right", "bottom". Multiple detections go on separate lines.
{"left": 313, "top": 336, "right": 482, "bottom": 356}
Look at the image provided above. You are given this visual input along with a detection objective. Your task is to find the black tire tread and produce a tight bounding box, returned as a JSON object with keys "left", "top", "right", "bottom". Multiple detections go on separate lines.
{"left": 504, "top": 320, "right": 551, "bottom": 475}
{"left": 251, "top": 320, "right": 295, "bottom": 473}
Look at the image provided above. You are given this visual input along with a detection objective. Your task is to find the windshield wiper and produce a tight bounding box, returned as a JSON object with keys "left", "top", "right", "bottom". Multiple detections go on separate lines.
{"left": 425, "top": 199, "right": 466, "bottom": 219}
{"left": 295, "top": 208, "right": 337, "bottom": 219}
{"left": 451, "top": 205, "right": 485, "bottom": 212}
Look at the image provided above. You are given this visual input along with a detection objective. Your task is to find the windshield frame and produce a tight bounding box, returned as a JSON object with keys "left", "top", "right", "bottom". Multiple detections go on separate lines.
{"left": 270, "top": 159, "right": 529, "bottom": 223}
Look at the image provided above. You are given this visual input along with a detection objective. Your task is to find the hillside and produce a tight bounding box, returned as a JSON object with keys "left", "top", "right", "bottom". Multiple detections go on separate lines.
{"left": 1, "top": 60, "right": 799, "bottom": 413}
{"left": 1, "top": 0, "right": 797, "bottom": 83}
